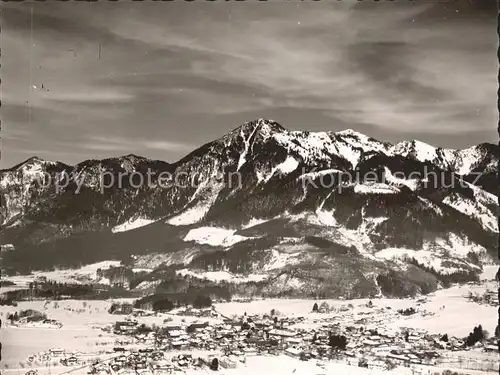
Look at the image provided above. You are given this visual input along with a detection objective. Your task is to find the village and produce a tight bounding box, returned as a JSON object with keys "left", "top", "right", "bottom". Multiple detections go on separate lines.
{"left": 106, "top": 300, "right": 498, "bottom": 373}
{"left": 7, "top": 297, "right": 497, "bottom": 375}
{"left": 2, "top": 266, "right": 498, "bottom": 375}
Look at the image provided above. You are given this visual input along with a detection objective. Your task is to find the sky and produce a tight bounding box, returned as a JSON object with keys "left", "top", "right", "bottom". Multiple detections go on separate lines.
{"left": 0, "top": 0, "right": 497, "bottom": 168}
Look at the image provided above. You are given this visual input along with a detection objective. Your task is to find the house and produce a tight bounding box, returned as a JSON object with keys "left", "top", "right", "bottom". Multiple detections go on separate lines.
{"left": 114, "top": 321, "right": 136, "bottom": 334}
{"left": 346, "top": 357, "right": 358, "bottom": 366}
{"left": 284, "top": 336, "right": 302, "bottom": 347}
{"left": 167, "top": 330, "right": 184, "bottom": 338}
{"left": 154, "top": 362, "right": 174, "bottom": 371}
{"left": 171, "top": 339, "right": 188, "bottom": 350}
{"left": 114, "top": 356, "right": 128, "bottom": 363}
{"left": 410, "top": 366, "right": 431, "bottom": 375}
{"left": 367, "top": 359, "right": 387, "bottom": 371}
{"left": 64, "top": 357, "right": 79, "bottom": 366}
{"left": 386, "top": 353, "right": 409, "bottom": 364}
{"left": 219, "top": 358, "right": 237, "bottom": 369}
{"left": 49, "top": 348, "right": 65, "bottom": 357}
{"left": 372, "top": 345, "right": 396, "bottom": 354}
{"left": 407, "top": 353, "right": 419, "bottom": 361}
{"left": 484, "top": 344, "right": 498, "bottom": 352}
{"left": 116, "top": 370, "right": 136, "bottom": 375}
{"left": 363, "top": 339, "right": 380, "bottom": 346}
{"left": 346, "top": 342, "right": 357, "bottom": 350}
{"left": 241, "top": 347, "right": 258, "bottom": 356}
{"left": 268, "top": 329, "right": 296, "bottom": 338}
{"left": 164, "top": 323, "right": 183, "bottom": 331}
{"left": 187, "top": 322, "right": 209, "bottom": 333}
{"left": 285, "top": 347, "right": 301, "bottom": 358}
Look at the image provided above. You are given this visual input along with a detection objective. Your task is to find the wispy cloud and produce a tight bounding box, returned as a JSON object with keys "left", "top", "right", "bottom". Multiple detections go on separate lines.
{"left": 83, "top": 136, "right": 193, "bottom": 153}
{"left": 43, "top": 90, "right": 134, "bottom": 104}
{"left": 1, "top": 0, "right": 496, "bottom": 168}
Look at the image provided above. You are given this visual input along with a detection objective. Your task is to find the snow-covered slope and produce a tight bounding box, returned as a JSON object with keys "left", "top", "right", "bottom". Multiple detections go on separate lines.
{"left": 391, "top": 140, "right": 498, "bottom": 176}
{"left": 112, "top": 217, "right": 155, "bottom": 233}
{"left": 183, "top": 226, "right": 253, "bottom": 247}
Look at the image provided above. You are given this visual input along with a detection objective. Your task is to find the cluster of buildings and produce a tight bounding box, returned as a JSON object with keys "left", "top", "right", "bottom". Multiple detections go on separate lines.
{"left": 91, "top": 349, "right": 236, "bottom": 374}
{"left": 173, "top": 306, "right": 218, "bottom": 318}
{"left": 11, "top": 317, "right": 62, "bottom": 328}
{"left": 467, "top": 289, "right": 499, "bottom": 307}
{"left": 26, "top": 348, "right": 81, "bottom": 366}
{"left": 7, "top": 312, "right": 63, "bottom": 329}
{"left": 17, "top": 300, "right": 498, "bottom": 375}
{"left": 107, "top": 304, "right": 498, "bottom": 374}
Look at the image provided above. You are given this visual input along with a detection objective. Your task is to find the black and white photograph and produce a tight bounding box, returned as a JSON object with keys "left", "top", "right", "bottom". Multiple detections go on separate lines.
{"left": 0, "top": 1, "right": 498, "bottom": 374}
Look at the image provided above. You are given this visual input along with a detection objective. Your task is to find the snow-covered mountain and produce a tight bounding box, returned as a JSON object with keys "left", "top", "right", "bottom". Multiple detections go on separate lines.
{"left": 393, "top": 140, "right": 498, "bottom": 177}
{"left": 0, "top": 119, "right": 497, "bottom": 297}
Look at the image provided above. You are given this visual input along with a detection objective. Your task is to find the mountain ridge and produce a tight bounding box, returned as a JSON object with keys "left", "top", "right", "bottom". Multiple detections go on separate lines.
{"left": 0, "top": 118, "right": 498, "bottom": 298}
{"left": 3, "top": 118, "right": 497, "bottom": 173}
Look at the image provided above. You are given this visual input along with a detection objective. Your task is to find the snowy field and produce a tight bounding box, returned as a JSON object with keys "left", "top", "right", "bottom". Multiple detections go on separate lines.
{"left": 1, "top": 354, "right": 492, "bottom": 375}
{"left": 3, "top": 261, "right": 122, "bottom": 285}
{"left": 0, "top": 299, "right": 220, "bottom": 367}
{"left": 0, "top": 300, "right": 118, "bottom": 366}
{"left": 183, "top": 355, "right": 494, "bottom": 375}
{"left": 184, "top": 355, "right": 408, "bottom": 375}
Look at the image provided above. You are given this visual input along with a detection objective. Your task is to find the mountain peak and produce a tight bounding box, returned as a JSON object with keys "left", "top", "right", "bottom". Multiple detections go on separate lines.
{"left": 241, "top": 118, "right": 286, "bottom": 134}
{"left": 222, "top": 118, "right": 286, "bottom": 145}
{"left": 24, "top": 156, "right": 45, "bottom": 164}
{"left": 336, "top": 128, "right": 364, "bottom": 136}
{"left": 10, "top": 156, "right": 54, "bottom": 170}
{"left": 118, "top": 154, "right": 148, "bottom": 163}
{"left": 334, "top": 129, "right": 372, "bottom": 141}
{"left": 0, "top": 156, "right": 63, "bottom": 174}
